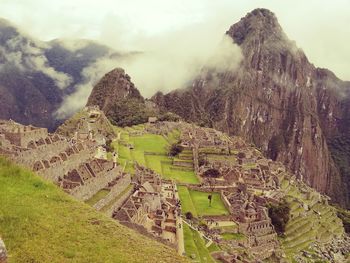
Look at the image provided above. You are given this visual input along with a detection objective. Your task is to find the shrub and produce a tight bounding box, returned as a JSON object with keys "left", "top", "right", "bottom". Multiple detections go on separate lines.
{"left": 202, "top": 168, "right": 220, "bottom": 178}
{"left": 185, "top": 212, "right": 193, "bottom": 220}
{"left": 169, "top": 143, "right": 183, "bottom": 156}
{"left": 268, "top": 199, "right": 290, "bottom": 236}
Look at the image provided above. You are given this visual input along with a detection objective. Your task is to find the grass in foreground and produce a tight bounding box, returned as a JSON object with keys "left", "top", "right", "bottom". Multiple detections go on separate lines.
{"left": 0, "top": 158, "right": 187, "bottom": 263}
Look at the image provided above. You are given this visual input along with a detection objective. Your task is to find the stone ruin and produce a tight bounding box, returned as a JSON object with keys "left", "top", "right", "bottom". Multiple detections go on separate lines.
{"left": 0, "top": 120, "right": 128, "bottom": 202}
{"left": 221, "top": 186, "right": 279, "bottom": 260}
{"left": 113, "top": 164, "right": 182, "bottom": 249}
{"left": 0, "top": 238, "right": 6, "bottom": 263}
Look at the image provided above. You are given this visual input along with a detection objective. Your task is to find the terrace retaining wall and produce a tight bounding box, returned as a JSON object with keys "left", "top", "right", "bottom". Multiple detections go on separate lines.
{"left": 93, "top": 174, "right": 131, "bottom": 211}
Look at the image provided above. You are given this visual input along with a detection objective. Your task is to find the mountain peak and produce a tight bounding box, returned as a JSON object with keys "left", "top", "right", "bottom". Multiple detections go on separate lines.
{"left": 226, "top": 8, "right": 284, "bottom": 46}
{"left": 87, "top": 67, "right": 143, "bottom": 110}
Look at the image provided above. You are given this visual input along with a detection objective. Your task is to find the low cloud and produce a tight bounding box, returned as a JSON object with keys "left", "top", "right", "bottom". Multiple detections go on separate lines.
{"left": 55, "top": 32, "right": 242, "bottom": 118}
{"left": 0, "top": 33, "right": 72, "bottom": 89}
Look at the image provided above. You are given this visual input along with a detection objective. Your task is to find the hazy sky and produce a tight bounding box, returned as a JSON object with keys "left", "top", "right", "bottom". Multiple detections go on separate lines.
{"left": 0, "top": 0, "right": 349, "bottom": 81}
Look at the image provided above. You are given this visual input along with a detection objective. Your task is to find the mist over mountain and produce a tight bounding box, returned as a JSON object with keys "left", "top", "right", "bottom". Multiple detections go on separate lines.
{"left": 0, "top": 18, "right": 122, "bottom": 129}
{"left": 152, "top": 8, "right": 350, "bottom": 208}
{"left": 1, "top": 8, "right": 350, "bottom": 209}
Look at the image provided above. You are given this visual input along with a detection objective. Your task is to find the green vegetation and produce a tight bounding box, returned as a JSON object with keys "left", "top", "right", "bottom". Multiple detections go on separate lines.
{"left": 178, "top": 186, "right": 229, "bottom": 217}
{"left": 169, "top": 143, "right": 184, "bottom": 157}
{"left": 221, "top": 233, "right": 246, "bottom": 241}
{"left": 268, "top": 199, "right": 290, "bottom": 236}
{"left": 183, "top": 224, "right": 215, "bottom": 263}
{"left": 280, "top": 180, "right": 344, "bottom": 261}
{"left": 113, "top": 128, "right": 199, "bottom": 184}
{"left": 336, "top": 206, "right": 350, "bottom": 233}
{"left": 0, "top": 157, "right": 187, "bottom": 263}
{"left": 107, "top": 98, "right": 154, "bottom": 127}
{"left": 131, "top": 134, "right": 169, "bottom": 154}
{"left": 328, "top": 135, "right": 350, "bottom": 204}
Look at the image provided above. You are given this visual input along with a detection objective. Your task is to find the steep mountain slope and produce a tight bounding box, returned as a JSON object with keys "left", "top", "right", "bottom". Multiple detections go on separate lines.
{"left": 152, "top": 9, "right": 350, "bottom": 207}
{"left": 0, "top": 157, "right": 187, "bottom": 263}
{"left": 86, "top": 68, "right": 162, "bottom": 127}
{"left": 0, "top": 18, "right": 117, "bottom": 130}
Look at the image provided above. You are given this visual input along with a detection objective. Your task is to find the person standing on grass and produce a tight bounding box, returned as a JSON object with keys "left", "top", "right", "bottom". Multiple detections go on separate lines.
{"left": 208, "top": 194, "right": 212, "bottom": 207}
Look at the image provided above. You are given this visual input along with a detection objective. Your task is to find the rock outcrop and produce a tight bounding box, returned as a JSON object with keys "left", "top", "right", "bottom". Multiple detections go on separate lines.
{"left": 152, "top": 9, "right": 350, "bottom": 207}
{"left": 0, "top": 238, "right": 7, "bottom": 263}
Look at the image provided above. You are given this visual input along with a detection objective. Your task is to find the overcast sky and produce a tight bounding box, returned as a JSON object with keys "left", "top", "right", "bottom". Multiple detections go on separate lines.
{"left": 0, "top": 0, "right": 349, "bottom": 80}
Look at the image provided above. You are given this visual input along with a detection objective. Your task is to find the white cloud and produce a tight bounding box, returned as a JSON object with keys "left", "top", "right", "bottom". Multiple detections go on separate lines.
{"left": 0, "top": 0, "right": 348, "bottom": 80}
{"left": 0, "top": 33, "right": 72, "bottom": 89}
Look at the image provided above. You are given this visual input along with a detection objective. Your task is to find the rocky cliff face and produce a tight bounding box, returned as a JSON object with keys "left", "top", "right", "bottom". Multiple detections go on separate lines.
{"left": 152, "top": 9, "right": 350, "bottom": 207}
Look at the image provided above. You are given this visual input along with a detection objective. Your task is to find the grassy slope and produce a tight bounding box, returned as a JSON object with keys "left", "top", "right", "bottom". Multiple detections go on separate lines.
{"left": 183, "top": 224, "right": 214, "bottom": 263}
{"left": 0, "top": 158, "right": 187, "bottom": 263}
{"left": 279, "top": 178, "right": 344, "bottom": 261}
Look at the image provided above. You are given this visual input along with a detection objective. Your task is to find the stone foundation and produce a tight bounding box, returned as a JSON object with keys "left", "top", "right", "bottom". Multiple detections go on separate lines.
{"left": 93, "top": 173, "right": 131, "bottom": 211}
{"left": 69, "top": 167, "right": 121, "bottom": 201}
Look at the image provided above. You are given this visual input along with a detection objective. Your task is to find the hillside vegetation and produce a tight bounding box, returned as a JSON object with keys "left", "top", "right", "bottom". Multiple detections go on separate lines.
{"left": 0, "top": 157, "right": 187, "bottom": 263}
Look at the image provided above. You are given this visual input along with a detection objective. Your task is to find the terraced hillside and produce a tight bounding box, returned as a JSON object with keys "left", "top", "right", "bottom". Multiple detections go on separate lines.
{"left": 111, "top": 125, "right": 217, "bottom": 262}
{"left": 0, "top": 157, "right": 188, "bottom": 263}
{"left": 108, "top": 122, "right": 349, "bottom": 263}
{"left": 279, "top": 176, "right": 345, "bottom": 262}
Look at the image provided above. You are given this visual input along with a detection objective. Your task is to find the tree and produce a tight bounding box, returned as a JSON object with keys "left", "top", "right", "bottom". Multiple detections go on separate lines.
{"left": 202, "top": 168, "right": 220, "bottom": 178}
{"left": 185, "top": 212, "right": 193, "bottom": 220}
{"left": 268, "top": 200, "right": 290, "bottom": 236}
{"left": 169, "top": 143, "right": 183, "bottom": 156}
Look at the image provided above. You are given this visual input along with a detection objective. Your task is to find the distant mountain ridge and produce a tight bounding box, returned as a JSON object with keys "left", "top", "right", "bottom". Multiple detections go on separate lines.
{"left": 0, "top": 18, "right": 119, "bottom": 130}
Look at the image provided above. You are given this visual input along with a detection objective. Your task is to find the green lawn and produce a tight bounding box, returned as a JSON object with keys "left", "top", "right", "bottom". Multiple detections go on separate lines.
{"left": 162, "top": 163, "right": 199, "bottom": 184}
{"left": 113, "top": 129, "right": 199, "bottom": 184}
{"left": 178, "top": 186, "right": 198, "bottom": 217}
{"left": 221, "top": 233, "right": 245, "bottom": 241}
{"left": 130, "top": 134, "right": 169, "bottom": 154}
{"left": 0, "top": 158, "right": 187, "bottom": 263}
{"left": 178, "top": 186, "right": 229, "bottom": 217}
{"left": 145, "top": 154, "right": 170, "bottom": 175}
{"left": 165, "top": 129, "right": 181, "bottom": 145}
{"left": 183, "top": 223, "right": 214, "bottom": 263}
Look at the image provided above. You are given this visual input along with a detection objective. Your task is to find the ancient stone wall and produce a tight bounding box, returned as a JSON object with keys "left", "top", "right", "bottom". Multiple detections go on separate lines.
{"left": 70, "top": 167, "right": 121, "bottom": 201}
{"left": 105, "top": 186, "right": 134, "bottom": 217}
{"left": 38, "top": 148, "right": 95, "bottom": 182}
{"left": 93, "top": 173, "right": 131, "bottom": 211}
{"left": 13, "top": 139, "right": 69, "bottom": 167}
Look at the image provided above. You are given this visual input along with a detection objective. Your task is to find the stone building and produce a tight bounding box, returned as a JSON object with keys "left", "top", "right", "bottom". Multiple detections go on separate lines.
{"left": 113, "top": 165, "right": 182, "bottom": 250}
{"left": 221, "top": 187, "right": 279, "bottom": 260}
{"left": 0, "top": 120, "right": 127, "bottom": 204}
